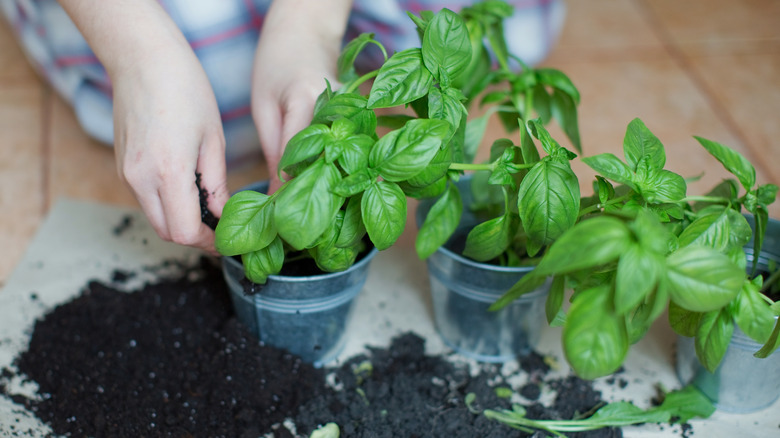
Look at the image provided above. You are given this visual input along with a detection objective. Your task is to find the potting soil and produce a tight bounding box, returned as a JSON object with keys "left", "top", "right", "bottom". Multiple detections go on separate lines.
{"left": 1, "top": 257, "right": 627, "bottom": 437}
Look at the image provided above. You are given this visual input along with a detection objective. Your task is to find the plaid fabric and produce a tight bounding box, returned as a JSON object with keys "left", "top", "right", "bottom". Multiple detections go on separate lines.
{"left": 1, "top": 0, "right": 564, "bottom": 164}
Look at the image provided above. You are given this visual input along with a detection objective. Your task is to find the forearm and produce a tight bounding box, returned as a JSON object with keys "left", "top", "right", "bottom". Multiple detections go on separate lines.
{"left": 57, "top": 0, "right": 191, "bottom": 79}
{"left": 261, "top": 0, "right": 354, "bottom": 62}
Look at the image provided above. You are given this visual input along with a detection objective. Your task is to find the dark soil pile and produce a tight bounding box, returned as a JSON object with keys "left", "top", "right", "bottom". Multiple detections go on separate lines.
{"left": 294, "top": 335, "right": 620, "bottom": 438}
{"left": 7, "top": 258, "right": 325, "bottom": 438}
{"left": 2, "top": 258, "right": 622, "bottom": 437}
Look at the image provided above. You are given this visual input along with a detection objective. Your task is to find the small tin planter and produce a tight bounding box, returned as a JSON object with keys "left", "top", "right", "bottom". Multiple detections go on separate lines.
{"left": 417, "top": 176, "right": 550, "bottom": 362}
{"left": 221, "top": 181, "right": 377, "bottom": 366}
{"left": 675, "top": 215, "right": 780, "bottom": 413}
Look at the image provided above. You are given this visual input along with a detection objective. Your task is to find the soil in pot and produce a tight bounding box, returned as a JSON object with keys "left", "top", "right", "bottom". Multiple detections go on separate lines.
{"left": 0, "top": 257, "right": 663, "bottom": 437}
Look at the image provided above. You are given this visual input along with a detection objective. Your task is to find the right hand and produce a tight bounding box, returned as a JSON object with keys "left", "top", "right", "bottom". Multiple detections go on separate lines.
{"left": 111, "top": 45, "right": 230, "bottom": 254}
{"left": 250, "top": 0, "right": 355, "bottom": 193}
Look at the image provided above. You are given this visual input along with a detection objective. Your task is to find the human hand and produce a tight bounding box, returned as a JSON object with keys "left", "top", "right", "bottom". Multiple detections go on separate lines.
{"left": 251, "top": 0, "right": 353, "bottom": 193}
{"left": 112, "top": 46, "right": 230, "bottom": 254}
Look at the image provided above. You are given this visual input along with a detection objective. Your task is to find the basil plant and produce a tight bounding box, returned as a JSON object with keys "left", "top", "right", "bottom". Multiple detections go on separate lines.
{"left": 215, "top": 1, "right": 582, "bottom": 284}
{"left": 493, "top": 118, "right": 780, "bottom": 379}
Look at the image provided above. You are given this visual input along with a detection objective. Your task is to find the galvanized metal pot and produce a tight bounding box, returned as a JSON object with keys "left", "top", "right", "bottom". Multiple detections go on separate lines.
{"left": 221, "top": 181, "right": 377, "bottom": 366}
{"left": 675, "top": 215, "right": 780, "bottom": 413}
{"left": 416, "top": 176, "right": 550, "bottom": 362}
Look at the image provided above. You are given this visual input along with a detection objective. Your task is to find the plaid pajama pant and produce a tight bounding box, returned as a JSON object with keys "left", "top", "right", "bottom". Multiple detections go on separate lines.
{"left": 1, "top": 0, "right": 565, "bottom": 166}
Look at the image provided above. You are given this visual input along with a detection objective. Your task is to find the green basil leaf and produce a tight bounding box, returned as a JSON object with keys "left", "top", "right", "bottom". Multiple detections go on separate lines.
{"left": 582, "top": 402, "right": 669, "bottom": 427}
{"left": 329, "top": 115, "right": 357, "bottom": 140}
{"left": 463, "top": 213, "right": 515, "bottom": 262}
{"left": 581, "top": 153, "right": 637, "bottom": 190}
{"left": 490, "top": 273, "right": 548, "bottom": 311}
{"left": 534, "top": 216, "right": 632, "bottom": 276}
{"left": 694, "top": 136, "right": 756, "bottom": 191}
{"left": 637, "top": 169, "right": 686, "bottom": 203}
{"left": 754, "top": 318, "right": 780, "bottom": 358}
{"left": 678, "top": 208, "right": 751, "bottom": 252}
{"left": 369, "top": 118, "right": 449, "bottom": 182}
{"left": 312, "top": 79, "right": 333, "bottom": 118}
{"left": 406, "top": 10, "right": 432, "bottom": 40}
{"left": 623, "top": 118, "right": 665, "bottom": 172}
{"left": 626, "top": 282, "right": 669, "bottom": 343}
{"left": 241, "top": 236, "right": 284, "bottom": 284}
{"left": 422, "top": 8, "right": 472, "bottom": 80}
{"left": 367, "top": 48, "right": 434, "bottom": 109}
{"left": 398, "top": 176, "right": 448, "bottom": 199}
{"left": 406, "top": 144, "right": 453, "bottom": 188}
{"left": 428, "top": 87, "right": 465, "bottom": 141}
{"left": 416, "top": 182, "right": 462, "bottom": 259}
{"left": 215, "top": 190, "right": 275, "bottom": 256}
{"left": 274, "top": 160, "right": 343, "bottom": 250}
{"left": 735, "top": 279, "right": 776, "bottom": 343}
{"left": 488, "top": 138, "right": 514, "bottom": 162}
{"left": 496, "top": 103, "right": 521, "bottom": 133}
{"left": 376, "top": 114, "right": 416, "bottom": 130}
{"left": 527, "top": 119, "right": 565, "bottom": 158}
{"left": 361, "top": 180, "right": 407, "bottom": 250}
{"left": 631, "top": 208, "right": 677, "bottom": 255}
{"left": 333, "top": 169, "right": 374, "bottom": 198}
{"left": 756, "top": 183, "right": 779, "bottom": 206}
{"left": 695, "top": 308, "right": 734, "bottom": 373}
{"left": 517, "top": 159, "right": 580, "bottom": 253}
{"left": 665, "top": 245, "right": 744, "bottom": 312}
{"left": 668, "top": 300, "right": 703, "bottom": 337}
{"left": 531, "top": 83, "right": 552, "bottom": 123}
{"left": 455, "top": 41, "right": 492, "bottom": 101}
{"left": 537, "top": 68, "right": 581, "bottom": 104}
{"left": 751, "top": 205, "right": 770, "bottom": 276}
{"left": 463, "top": 108, "right": 494, "bottom": 164}
{"left": 337, "top": 33, "right": 385, "bottom": 82}
{"left": 312, "top": 93, "right": 377, "bottom": 136}
{"left": 563, "top": 285, "right": 629, "bottom": 379}
{"left": 546, "top": 276, "right": 565, "bottom": 326}
{"left": 485, "top": 16, "right": 508, "bottom": 70}
{"left": 654, "top": 386, "right": 716, "bottom": 423}
{"left": 550, "top": 88, "right": 582, "bottom": 153}
{"left": 615, "top": 243, "right": 661, "bottom": 315}
{"left": 337, "top": 134, "right": 374, "bottom": 175}
{"left": 336, "top": 195, "right": 366, "bottom": 248}
{"left": 311, "top": 240, "right": 360, "bottom": 273}
{"left": 594, "top": 176, "right": 615, "bottom": 204}
{"left": 278, "top": 124, "right": 330, "bottom": 177}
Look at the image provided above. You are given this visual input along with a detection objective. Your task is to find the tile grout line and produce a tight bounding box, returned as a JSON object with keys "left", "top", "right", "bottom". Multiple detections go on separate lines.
{"left": 41, "top": 86, "right": 52, "bottom": 216}
{"left": 634, "top": 0, "right": 774, "bottom": 181}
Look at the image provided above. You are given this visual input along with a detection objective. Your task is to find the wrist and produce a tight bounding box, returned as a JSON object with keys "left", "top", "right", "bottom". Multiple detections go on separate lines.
{"left": 262, "top": 0, "right": 354, "bottom": 51}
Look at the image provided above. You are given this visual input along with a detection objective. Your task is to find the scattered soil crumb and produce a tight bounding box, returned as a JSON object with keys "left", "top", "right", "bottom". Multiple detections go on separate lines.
{"left": 195, "top": 172, "right": 219, "bottom": 230}
{"left": 112, "top": 215, "right": 133, "bottom": 236}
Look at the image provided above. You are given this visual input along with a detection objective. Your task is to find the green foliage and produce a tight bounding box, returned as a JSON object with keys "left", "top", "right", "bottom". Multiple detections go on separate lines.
{"left": 214, "top": 1, "right": 779, "bottom": 385}
{"left": 483, "top": 385, "right": 715, "bottom": 435}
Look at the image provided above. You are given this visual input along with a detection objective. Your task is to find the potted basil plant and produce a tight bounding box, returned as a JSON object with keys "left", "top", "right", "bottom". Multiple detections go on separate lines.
{"left": 491, "top": 119, "right": 779, "bottom": 410}
{"left": 216, "top": 2, "right": 540, "bottom": 364}
{"left": 392, "top": 1, "right": 584, "bottom": 362}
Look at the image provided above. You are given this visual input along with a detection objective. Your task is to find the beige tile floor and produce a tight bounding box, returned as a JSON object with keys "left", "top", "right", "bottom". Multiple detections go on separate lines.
{"left": 0, "top": 0, "right": 778, "bottom": 287}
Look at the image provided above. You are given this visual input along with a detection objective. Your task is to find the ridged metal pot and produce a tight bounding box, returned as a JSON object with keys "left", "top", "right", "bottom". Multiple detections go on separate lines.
{"left": 416, "top": 176, "right": 549, "bottom": 362}
{"left": 221, "top": 181, "right": 377, "bottom": 366}
{"left": 675, "top": 215, "right": 780, "bottom": 413}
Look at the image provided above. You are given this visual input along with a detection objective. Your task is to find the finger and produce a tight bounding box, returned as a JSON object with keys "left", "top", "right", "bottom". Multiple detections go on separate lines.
{"left": 280, "top": 89, "right": 318, "bottom": 149}
{"left": 197, "top": 131, "right": 230, "bottom": 219}
{"left": 158, "top": 171, "right": 219, "bottom": 255}
{"left": 130, "top": 183, "right": 171, "bottom": 243}
{"left": 119, "top": 152, "right": 173, "bottom": 243}
{"left": 253, "top": 99, "right": 283, "bottom": 185}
